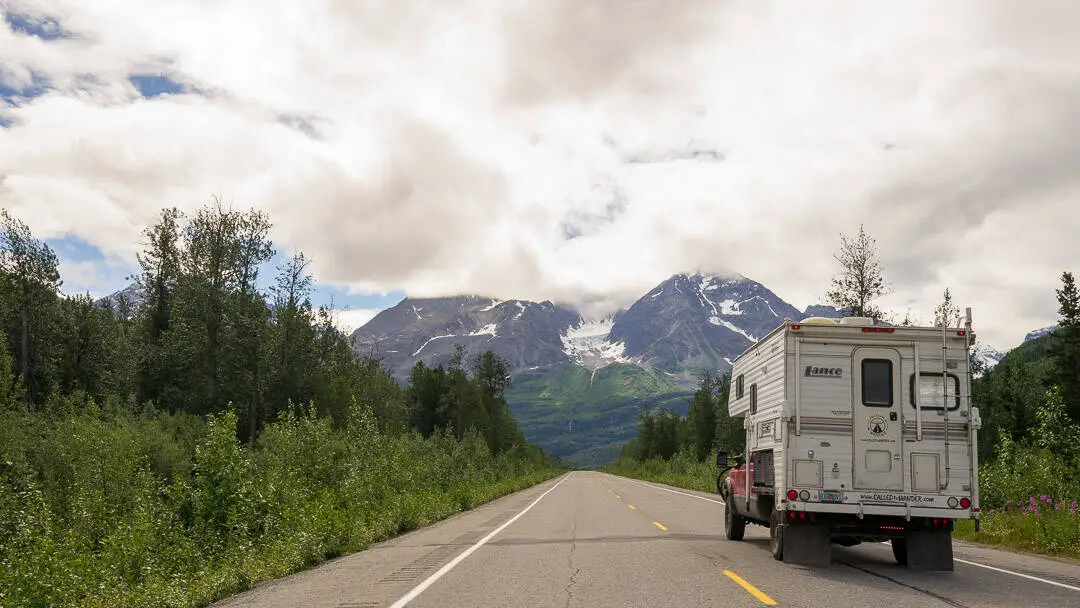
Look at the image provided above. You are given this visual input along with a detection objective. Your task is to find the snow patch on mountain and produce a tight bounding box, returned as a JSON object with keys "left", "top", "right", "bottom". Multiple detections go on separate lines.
{"left": 971, "top": 342, "right": 1005, "bottom": 377}
{"left": 718, "top": 299, "right": 740, "bottom": 315}
{"left": 708, "top": 316, "right": 757, "bottom": 342}
{"left": 561, "top": 318, "right": 633, "bottom": 370}
{"left": 480, "top": 299, "right": 503, "bottom": 312}
{"left": 1025, "top": 325, "right": 1057, "bottom": 342}
{"left": 470, "top": 324, "right": 498, "bottom": 337}
{"left": 411, "top": 333, "right": 455, "bottom": 357}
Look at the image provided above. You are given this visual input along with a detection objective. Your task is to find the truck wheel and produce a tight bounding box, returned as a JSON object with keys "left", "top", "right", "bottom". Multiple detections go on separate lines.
{"left": 724, "top": 494, "right": 746, "bottom": 541}
{"left": 769, "top": 511, "right": 784, "bottom": 561}
{"left": 892, "top": 537, "right": 908, "bottom": 565}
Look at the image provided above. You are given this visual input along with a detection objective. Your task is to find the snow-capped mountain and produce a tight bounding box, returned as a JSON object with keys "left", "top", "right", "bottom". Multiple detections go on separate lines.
{"left": 351, "top": 273, "right": 827, "bottom": 382}
{"left": 971, "top": 343, "right": 1006, "bottom": 377}
{"left": 352, "top": 295, "right": 581, "bottom": 377}
{"left": 1025, "top": 325, "right": 1058, "bottom": 342}
{"left": 606, "top": 272, "right": 803, "bottom": 380}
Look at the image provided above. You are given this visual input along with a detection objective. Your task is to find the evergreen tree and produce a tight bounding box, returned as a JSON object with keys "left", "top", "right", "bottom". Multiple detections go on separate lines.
{"left": 442, "top": 345, "right": 486, "bottom": 440}
{"left": 712, "top": 373, "right": 744, "bottom": 455}
{"left": 1050, "top": 271, "right": 1080, "bottom": 422}
{"left": 136, "top": 207, "right": 182, "bottom": 405}
{"left": 688, "top": 373, "right": 717, "bottom": 461}
{"left": 266, "top": 252, "right": 317, "bottom": 423}
{"left": 0, "top": 210, "right": 62, "bottom": 406}
{"left": 824, "top": 225, "right": 889, "bottom": 320}
{"left": 473, "top": 350, "right": 520, "bottom": 453}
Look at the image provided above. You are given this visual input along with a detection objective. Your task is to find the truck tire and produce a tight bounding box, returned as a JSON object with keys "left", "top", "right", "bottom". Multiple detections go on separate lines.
{"left": 725, "top": 494, "right": 746, "bottom": 541}
{"left": 892, "top": 537, "right": 908, "bottom": 565}
{"left": 769, "top": 510, "right": 784, "bottom": 561}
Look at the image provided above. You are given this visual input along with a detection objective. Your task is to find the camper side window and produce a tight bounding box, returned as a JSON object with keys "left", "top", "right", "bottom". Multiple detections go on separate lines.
{"left": 910, "top": 372, "right": 961, "bottom": 410}
{"left": 861, "top": 359, "right": 893, "bottom": 407}
{"left": 736, "top": 374, "right": 744, "bottom": 399}
{"left": 749, "top": 384, "right": 758, "bottom": 414}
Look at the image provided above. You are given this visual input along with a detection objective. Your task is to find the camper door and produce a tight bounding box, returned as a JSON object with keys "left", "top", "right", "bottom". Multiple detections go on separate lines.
{"left": 852, "top": 347, "right": 904, "bottom": 491}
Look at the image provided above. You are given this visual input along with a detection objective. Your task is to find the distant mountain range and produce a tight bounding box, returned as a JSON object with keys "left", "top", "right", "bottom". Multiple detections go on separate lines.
{"left": 351, "top": 273, "right": 834, "bottom": 386}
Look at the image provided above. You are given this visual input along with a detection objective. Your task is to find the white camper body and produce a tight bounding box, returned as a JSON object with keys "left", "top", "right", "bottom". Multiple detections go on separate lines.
{"left": 719, "top": 315, "right": 981, "bottom": 569}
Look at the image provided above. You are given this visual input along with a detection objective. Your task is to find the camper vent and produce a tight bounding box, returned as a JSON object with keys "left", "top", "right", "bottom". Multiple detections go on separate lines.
{"left": 839, "top": 317, "right": 874, "bottom": 326}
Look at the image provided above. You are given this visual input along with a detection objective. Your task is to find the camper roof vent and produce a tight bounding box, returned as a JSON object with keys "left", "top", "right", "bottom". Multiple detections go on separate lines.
{"left": 839, "top": 317, "right": 874, "bottom": 327}
{"left": 799, "top": 317, "right": 838, "bottom": 325}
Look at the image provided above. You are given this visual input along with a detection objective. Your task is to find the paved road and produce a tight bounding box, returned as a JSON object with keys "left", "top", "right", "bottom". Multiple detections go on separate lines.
{"left": 213, "top": 471, "right": 1080, "bottom": 607}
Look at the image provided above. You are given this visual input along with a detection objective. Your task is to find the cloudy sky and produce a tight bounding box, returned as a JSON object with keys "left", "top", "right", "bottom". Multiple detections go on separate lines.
{"left": 2, "top": 1, "right": 1078, "bottom": 347}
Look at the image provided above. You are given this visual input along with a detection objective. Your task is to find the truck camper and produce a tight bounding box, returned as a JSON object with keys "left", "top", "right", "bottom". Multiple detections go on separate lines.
{"left": 717, "top": 312, "right": 981, "bottom": 569}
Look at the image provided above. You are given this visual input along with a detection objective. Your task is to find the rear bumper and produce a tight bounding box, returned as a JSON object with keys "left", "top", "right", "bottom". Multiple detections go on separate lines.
{"left": 785, "top": 501, "right": 974, "bottom": 519}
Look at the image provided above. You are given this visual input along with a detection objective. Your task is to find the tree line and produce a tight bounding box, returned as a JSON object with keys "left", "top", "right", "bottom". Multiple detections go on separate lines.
{"left": 618, "top": 372, "right": 745, "bottom": 463}
{"left": 0, "top": 200, "right": 527, "bottom": 454}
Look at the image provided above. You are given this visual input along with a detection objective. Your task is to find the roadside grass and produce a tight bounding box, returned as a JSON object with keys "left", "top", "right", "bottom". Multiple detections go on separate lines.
{"left": 602, "top": 449, "right": 718, "bottom": 494}
{"left": 0, "top": 404, "right": 562, "bottom": 608}
{"left": 954, "top": 497, "right": 1080, "bottom": 560}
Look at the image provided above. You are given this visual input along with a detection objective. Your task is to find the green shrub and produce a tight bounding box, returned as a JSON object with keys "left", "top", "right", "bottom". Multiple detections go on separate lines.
{"left": 0, "top": 401, "right": 561, "bottom": 607}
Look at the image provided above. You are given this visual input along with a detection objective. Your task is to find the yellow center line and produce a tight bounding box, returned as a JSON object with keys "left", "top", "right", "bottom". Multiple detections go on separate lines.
{"left": 614, "top": 495, "right": 621, "bottom": 499}
{"left": 653, "top": 521, "right": 668, "bottom": 531}
{"left": 723, "top": 570, "right": 777, "bottom": 606}
{"left": 627, "top": 504, "right": 636, "bottom": 510}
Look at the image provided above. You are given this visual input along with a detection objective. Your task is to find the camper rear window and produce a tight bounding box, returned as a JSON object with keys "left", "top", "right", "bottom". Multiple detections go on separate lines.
{"left": 736, "top": 374, "right": 744, "bottom": 399}
{"left": 861, "top": 359, "right": 893, "bottom": 407}
{"left": 910, "top": 372, "right": 961, "bottom": 410}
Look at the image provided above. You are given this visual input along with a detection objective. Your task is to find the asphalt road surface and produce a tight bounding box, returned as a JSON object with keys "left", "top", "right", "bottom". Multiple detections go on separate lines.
{"left": 213, "top": 471, "right": 1080, "bottom": 607}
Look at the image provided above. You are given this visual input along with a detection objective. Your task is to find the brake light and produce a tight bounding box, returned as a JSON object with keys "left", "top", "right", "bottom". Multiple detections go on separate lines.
{"left": 959, "top": 497, "right": 971, "bottom": 509}
{"left": 880, "top": 525, "right": 905, "bottom": 531}
{"left": 861, "top": 327, "right": 895, "bottom": 333}
{"left": 787, "top": 490, "right": 799, "bottom": 501}
{"left": 792, "top": 324, "right": 801, "bottom": 330}
{"left": 957, "top": 331, "right": 966, "bottom": 336}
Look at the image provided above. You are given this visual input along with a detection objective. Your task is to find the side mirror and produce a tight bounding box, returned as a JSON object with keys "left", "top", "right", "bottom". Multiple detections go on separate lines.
{"left": 716, "top": 451, "right": 728, "bottom": 468}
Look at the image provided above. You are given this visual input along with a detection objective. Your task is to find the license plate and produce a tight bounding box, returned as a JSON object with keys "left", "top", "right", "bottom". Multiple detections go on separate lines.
{"left": 819, "top": 490, "right": 843, "bottom": 503}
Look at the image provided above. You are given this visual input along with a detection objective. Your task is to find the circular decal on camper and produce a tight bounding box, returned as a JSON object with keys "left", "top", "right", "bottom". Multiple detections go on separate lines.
{"left": 868, "top": 415, "right": 888, "bottom": 436}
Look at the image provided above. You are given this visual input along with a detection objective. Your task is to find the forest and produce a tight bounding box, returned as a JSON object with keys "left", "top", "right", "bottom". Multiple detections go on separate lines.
{"left": 0, "top": 203, "right": 560, "bottom": 607}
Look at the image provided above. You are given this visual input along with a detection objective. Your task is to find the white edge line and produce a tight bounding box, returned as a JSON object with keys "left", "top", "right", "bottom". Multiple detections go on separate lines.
{"left": 389, "top": 472, "right": 572, "bottom": 607}
{"left": 615, "top": 476, "right": 1079, "bottom": 594}
{"left": 616, "top": 476, "right": 725, "bottom": 507}
{"left": 955, "top": 559, "right": 1080, "bottom": 593}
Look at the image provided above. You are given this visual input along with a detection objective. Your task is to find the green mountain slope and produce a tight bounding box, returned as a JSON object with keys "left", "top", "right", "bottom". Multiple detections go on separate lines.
{"left": 505, "top": 363, "right": 693, "bottom": 467}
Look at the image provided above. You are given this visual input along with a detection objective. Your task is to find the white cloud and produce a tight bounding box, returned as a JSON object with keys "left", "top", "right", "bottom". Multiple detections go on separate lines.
{"left": 2, "top": 0, "right": 1079, "bottom": 348}
{"left": 330, "top": 308, "right": 383, "bottom": 335}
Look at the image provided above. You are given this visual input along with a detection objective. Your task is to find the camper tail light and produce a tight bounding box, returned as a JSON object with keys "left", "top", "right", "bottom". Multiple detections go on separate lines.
{"left": 787, "top": 490, "right": 799, "bottom": 501}
{"left": 861, "top": 327, "right": 896, "bottom": 333}
{"left": 948, "top": 497, "right": 959, "bottom": 508}
{"left": 959, "top": 497, "right": 972, "bottom": 509}
{"left": 791, "top": 324, "right": 801, "bottom": 330}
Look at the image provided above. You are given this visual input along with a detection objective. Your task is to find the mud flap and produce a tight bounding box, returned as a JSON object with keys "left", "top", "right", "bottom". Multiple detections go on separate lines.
{"left": 905, "top": 531, "right": 954, "bottom": 571}
{"left": 781, "top": 524, "right": 832, "bottom": 567}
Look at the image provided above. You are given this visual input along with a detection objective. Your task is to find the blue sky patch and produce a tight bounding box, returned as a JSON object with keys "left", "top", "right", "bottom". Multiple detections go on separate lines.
{"left": 4, "top": 11, "right": 70, "bottom": 40}
{"left": 48, "top": 234, "right": 107, "bottom": 263}
{"left": 46, "top": 235, "right": 139, "bottom": 298}
{"left": 130, "top": 74, "right": 185, "bottom": 98}
{"left": 0, "top": 72, "right": 51, "bottom": 106}
{"left": 46, "top": 237, "right": 404, "bottom": 313}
